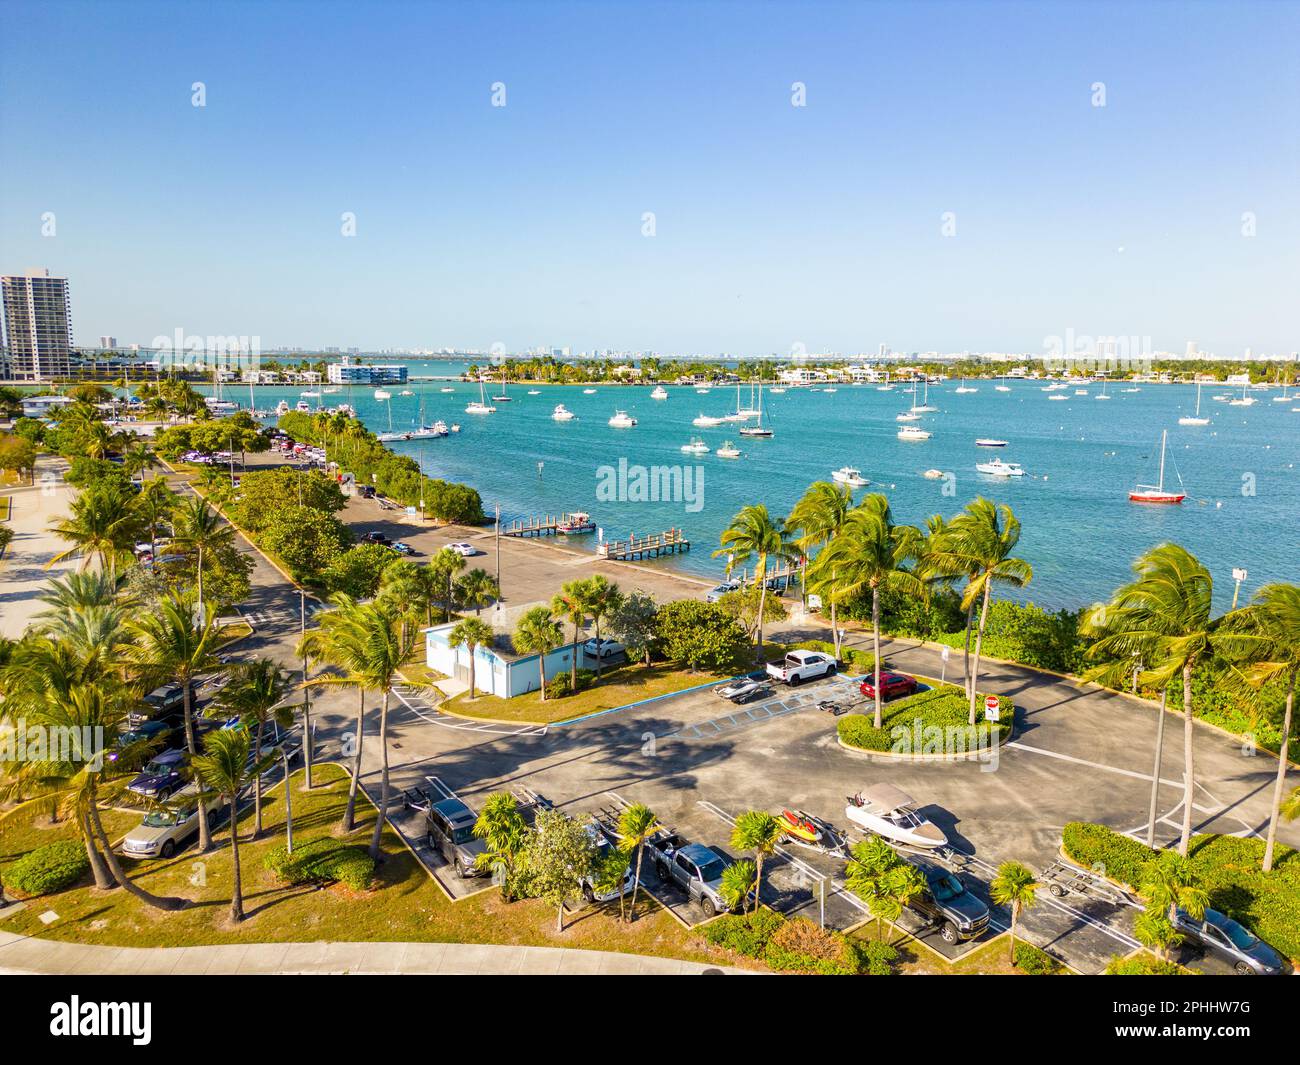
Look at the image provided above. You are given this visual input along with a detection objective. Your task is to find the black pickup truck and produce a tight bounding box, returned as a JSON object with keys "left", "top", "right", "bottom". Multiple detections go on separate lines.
{"left": 906, "top": 857, "right": 991, "bottom": 944}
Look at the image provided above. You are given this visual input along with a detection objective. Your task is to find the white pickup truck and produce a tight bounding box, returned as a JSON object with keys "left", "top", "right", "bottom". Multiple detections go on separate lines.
{"left": 766, "top": 649, "right": 837, "bottom": 686}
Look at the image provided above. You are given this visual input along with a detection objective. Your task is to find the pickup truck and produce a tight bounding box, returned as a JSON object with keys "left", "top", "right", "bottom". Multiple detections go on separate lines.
{"left": 766, "top": 649, "right": 837, "bottom": 686}
{"left": 907, "top": 857, "right": 991, "bottom": 944}
{"left": 647, "top": 831, "right": 737, "bottom": 917}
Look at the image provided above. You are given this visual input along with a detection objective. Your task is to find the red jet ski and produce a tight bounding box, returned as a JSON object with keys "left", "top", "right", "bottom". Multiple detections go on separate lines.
{"left": 776, "top": 809, "right": 824, "bottom": 845}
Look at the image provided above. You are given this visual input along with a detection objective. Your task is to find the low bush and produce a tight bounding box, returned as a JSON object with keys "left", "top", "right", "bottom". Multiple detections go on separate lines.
{"left": 837, "top": 687, "right": 1012, "bottom": 754}
{"left": 702, "top": 909, "right": 885, "bottom": 973}
{"left": 1013, "top": 942, "right": 1062, "bottom": 974}
{"left": 852, "top": 938, "right": 899, "bottom": 975}
{"left": 544, "top": 668, "right": 596, "bottom": 700}
{"left": 1105, "top": 954, "right": 1190, "bottom": 975}
{"left": 701, "top": 908, "right": 785, "bottom": 958}
{"left": 5, "top": 840, "right": 89, "bottom": 897}
{"left": 264, "top": 837, "right": 375, "bottom": 891}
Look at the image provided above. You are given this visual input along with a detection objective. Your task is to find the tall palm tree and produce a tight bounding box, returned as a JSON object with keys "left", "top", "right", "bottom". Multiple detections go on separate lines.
{"left": 1086, "top": 544, "right": 1230, "bottom": 855}
{"left": 472, "top": 792, "right": 529, "bottom": 900}
{"left": 1219, "top": 583, "right": 1300, "bottom": 872}
{"left": 551, "top": 579, "right": 592, "bottom": 687}
{"left": 513, "top": 606, "right": 565, "bottom": 700}
{"left": 171, "top": 494, "right": 234, "bottom": 605}
{"left": 713, "top": 504, "right": 793, "bottom": 663}
{"left": 46, "top": 483, "right": 142, "bottom": 577}
{"left": 429, "top": 547, "right": 466, "bottom": 622}
{"left": 1140, "top": 850, "right": 1207, "bottom": 925}
{"left": 730, "top": 810, "right": 781, "bottom": 910}
{"left": 376, "top": 558, "right": 439, "bottom": 632}
{"left": 617, "top": 802, "right": 660, "bottom": 922}
{"left": 448, "top": 617, "right": 494, "bottom": 699}
{"left": 939, "top": 498, "right": 1033, "bottom": 725}
{"left": 720, "top": 860, "right": 757, "bottom": 916}
{"left": 918, "top": 513, "right": 978, "bottom": 694}
{"left": 583, "top": 576, "right": 623, "bottom": 678}
{"left": 812, "top": 494, "right": 924, "bottom": 728}
{"left": 123, "top": 591, "right": 224, "bottom": 852}
{"left": 845, "top": 836, "right": 926, "bottom": 942}
{"left": 134, "top": 477, "right": 177, "bottom": 561}
{"left": 990, "top": 860, "right": 1038, "bottom": 965}
{"left": 787, "top": 480, "right": 855, "bottom": 656}
{"left": 454, "top": 568, "right": 500, "bottom": 615}
{"left": 212, "top": 659, "right": 295, "bottom": 839}
{"left": 192, "top": 727, "right": 274, "bottom": 923}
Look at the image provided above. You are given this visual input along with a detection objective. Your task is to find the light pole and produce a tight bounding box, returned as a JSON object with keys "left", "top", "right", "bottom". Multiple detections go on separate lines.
{"left": 1231, "top": 567, "right": 1248, "bottom": 610}
{"left": 495, "top": 502, "right": 501, "bottom": 596}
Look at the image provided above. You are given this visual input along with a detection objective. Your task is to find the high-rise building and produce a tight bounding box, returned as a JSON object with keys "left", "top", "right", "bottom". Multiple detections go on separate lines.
{"left": 99, "top": 335, "right": 117, "bottom": 349}
{"left": 2, "top": 269, "right": 74, "bottom": 380}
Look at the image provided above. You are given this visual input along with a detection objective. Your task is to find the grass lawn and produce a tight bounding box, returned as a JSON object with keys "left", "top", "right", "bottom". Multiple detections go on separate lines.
{"left": 217, "top": 619, "right": 255, "bottom": 647}
{"left": 0, "top": 764, "right": 745, "bottom": 967}
{"left": 1, "top": 802, "right": 139, "bottom": 890}
{"left": 441, "top": 661, "right": 733, "bottom": 724}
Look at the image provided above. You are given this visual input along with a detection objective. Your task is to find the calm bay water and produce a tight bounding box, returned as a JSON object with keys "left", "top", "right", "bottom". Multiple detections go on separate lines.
{"left": 210, "top": 377, "right": 1299, "bottom": 612}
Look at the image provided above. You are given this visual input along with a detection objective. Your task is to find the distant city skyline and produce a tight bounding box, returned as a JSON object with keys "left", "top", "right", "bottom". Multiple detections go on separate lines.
{"left": 2, "top": 2, "right": 1296, "bottom": 355}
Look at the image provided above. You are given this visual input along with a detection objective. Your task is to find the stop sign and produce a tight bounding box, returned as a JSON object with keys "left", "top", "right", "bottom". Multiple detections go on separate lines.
{"left": 984, "top": 695, "right": 1000, "bottom": 721}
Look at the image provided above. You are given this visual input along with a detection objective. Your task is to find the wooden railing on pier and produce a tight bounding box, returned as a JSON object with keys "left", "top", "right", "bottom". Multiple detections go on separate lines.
{"left": 501, "top": 513, "right": 590, "bottom": 538}
{"left": 596, "top": 529, "right": 691, "bottom": 561}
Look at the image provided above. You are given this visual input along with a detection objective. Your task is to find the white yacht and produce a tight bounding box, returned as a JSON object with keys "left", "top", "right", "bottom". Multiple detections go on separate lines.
{"left": 440, "top": 387, "right": 455, "bottom": 393}
{"left": 374, "top": 389, "right": 392, "bottom": 401}
{"left": 465, "top": 381, "right": 496, "bottom": 414}
{"left": 896, "top": 412, "right": 922, "bottom": 422}
{"left": 976, "top": 458, "right": 1025, "bottom": 477}
{"left": 294, "top": 400, "right": 311, "bottom": 413}
{"left": 692, "top": 413, "right": 725, "bottom": 427}
{"left": 583, "top": 388, "right": 598, "bottom": 395}
{"left": 552, "top": 404, "right": 575, "bottom": 421}
{"left": 974, "top": 438, "right": 1008, "bottom": 447}
{"left": 527, "top": 389, "right": 541, "bottom": 396}
{"left": 275, "top": 400, "right": 291, "bottom": 416}
{"left": 897, "top": 424, "right": 932, "bottom": 441}
{"left": 832, "top": 467, "right": 869, "bottom": 487}
{"left": 680, "top": 439, "right": 710, "bottom": 454}
{"left": 608, "top": 410, "right": 637, "bottom": 428}
{"left": 1179, "top": 381, "right": 1210, "bottom": 426}
{"left": 769, "top": 387, "right": 787, "bottom": 394}
{"left": 716, "top": 441, "right": 741, "bottom": 458}
{"left": 650, "top": 385, "right": 669, "bottom": 400}
{"left": 1229, "top": 381, "right": 1255, "bottom": 406}
{"left": 1048, "top": 393, "right": 1068, "bottom": 401}
{"left": 994, "top": 384, "right": 1012, "bottom": 392}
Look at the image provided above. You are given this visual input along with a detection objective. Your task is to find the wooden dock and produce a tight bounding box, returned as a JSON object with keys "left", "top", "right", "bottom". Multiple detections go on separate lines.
{"left": 501, "top": 513, "right": 592, "bottom": 538}
{"left": 596, "top": 529, "right": 691, "bottom": 561}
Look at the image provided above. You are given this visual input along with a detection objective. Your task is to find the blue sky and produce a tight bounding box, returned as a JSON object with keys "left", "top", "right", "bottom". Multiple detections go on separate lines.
{"left": 2, "top": 0, "right": 1297, "bottom": 354}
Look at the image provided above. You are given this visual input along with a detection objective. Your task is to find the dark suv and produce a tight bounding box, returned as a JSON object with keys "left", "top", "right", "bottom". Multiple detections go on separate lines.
{"left": 907, "top": 858, "right": 990, "bottom": 944}
{"left": 425, "top": 797, "right": 486, "bottom": 878}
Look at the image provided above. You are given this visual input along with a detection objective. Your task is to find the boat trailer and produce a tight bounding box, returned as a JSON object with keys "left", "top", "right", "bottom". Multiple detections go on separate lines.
{"left": 1039, "top": 859, "right": 1132, "bottom": 905}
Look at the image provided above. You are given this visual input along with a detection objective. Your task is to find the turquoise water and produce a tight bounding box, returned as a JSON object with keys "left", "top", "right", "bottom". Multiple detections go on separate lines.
{"left": 210, "top": 378, "right": 1299, "bottom": 612}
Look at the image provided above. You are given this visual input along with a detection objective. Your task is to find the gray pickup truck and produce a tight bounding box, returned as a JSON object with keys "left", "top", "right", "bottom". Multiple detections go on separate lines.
{"left": 647, "top": 831, "right": 737, "bottom": 917}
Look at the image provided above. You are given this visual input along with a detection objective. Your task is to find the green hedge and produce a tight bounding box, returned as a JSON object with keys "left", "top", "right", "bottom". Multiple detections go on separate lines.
{"left": 1014, "top": 942, "right": 1064, "bottom": 974}
{"left": 1062, "top": 822, "right": 1300, "bottom": 961}
{"left": 5, "top": 840, "right": 89, "bottom": 897}
{"left": 837, "top": 686, "right": 1013, "bottom": 754}
{"left": 784, "top": 639, "right": 876, "bottom": 674}
{"left": 264, "top": 837, "right": 375, "bottom": 891}
{"left": 702, "top": 909, "right": 894, "bottom": 974}
{"left": 1105, "top": 955, "right": 1190, "bottom": 975}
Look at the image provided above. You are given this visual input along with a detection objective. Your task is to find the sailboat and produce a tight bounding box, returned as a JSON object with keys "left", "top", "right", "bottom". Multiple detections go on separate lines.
{"left": 465, "top": 380, "right": 496, "bottom": 414}
{"left": 738, "top": 382, "right": 773, "bottom": 437}
{"left": 1129, "top": 430, "right": 1186, "bottom": 504}
{"left": 1228, "top": 380, "right": 1255, "bottom": 406}
{"left": 910, "top": 379, "right": 937, "bottom": 413}
{"left": 1178, "top": 381, "right": 1209, "bottom": 425}
{"left": 492, "top": 367, "right": 511, "bottom": 402}
{"left": 954, "top": 377, "right": 978, "bottom": 394}
{"left": 1095, "top": 380, "right": 1111, "bottom": 400}
{"left": 734, "top": 381, "right": 761, "bottom": 418}
{"left": 1273, "top": 376, "right": 1293, "bottom": 403}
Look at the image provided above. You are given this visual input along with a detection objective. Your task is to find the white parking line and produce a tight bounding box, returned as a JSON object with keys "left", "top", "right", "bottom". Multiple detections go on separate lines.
{"left": 391, "top": 685, "right": 547, "bottom": 737}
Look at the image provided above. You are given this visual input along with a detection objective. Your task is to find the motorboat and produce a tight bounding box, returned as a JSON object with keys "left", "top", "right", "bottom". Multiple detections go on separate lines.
{"left": 440, "top": 387, "right": 455, "bottom": 393}
{"left": 994, "top": 385, "right": 1011, "bottom": 392}
{"left": 844, "top": 784, "right": 947, "bottom": 849}
{"left": 374, "top": 389, "right": 391, "bottom": 401}
{"left": 695, "top": 387, "right": 711, "bottom": 394}
{"left": 299, "top": 391, "right": 320, "bottom": 400}
{"left": 1129, "top": 429, "right": 1185, "bottom": 504}
{"left": 294, "top": 400, "right": 311, "bottom": 413}
{"left": 680, "top": 439, "right": 710, "bottom": 454}
{"left": 1179, "top": 381, "right": 1209, "bottom": 426}
{"left": 450, "top": 423, "right": 461, "bottom": 432}
{"left": 399, "top": 389, "right": 414, "bottom": 396}
{"left": 275, "top": 400, "right": 291, "bottom": 416}
{"left": 831, "top": 466, "right": 869, "bottom": 487}
{"left": 974, "top": 438, "right": 1008, "bottom": 447}
{"left": 897, "top": 425, "right": 932, "bottom": 441}
{"left": 716, "top": 441, "right": 741, "bottom": 458}
{"left": 823, "top": 386, "right": 838, "bottom": 394}
{"left": 769, "top": 387, "right": 786, "bottom": 394}
{"left": 527, "top": 389, "right": 541, "bottom": 395}
{"left": 976, "top": 458, "right": 1025, "bottom": 476}
{"left": 1048, "top": 393, "right": 1068, "bottom": 401}
{"left": 583, "top": 388, "right": 598, "bottom": 395}
{"left": 923, "top": 468, "right": 945, "bottom": 479}
{"left": 896, "top": 412, "right": 922, "bottom": 422}
{"left": 556, "top": 511, "right": 596, "bottom": 534}
{"left": 650, "top": 386, "right": 669, "bottom": 399}
{"left": 693, "top": 413, "right": 725, "bottom": 427}
{"left": 1074, "top": 389, "right": 1089, "bottom": 396}
{"left": 608, "top": 410, "right": 637, "bottom": 428}
{"left": 552, "top": 404, "right": 575, "bottom": 421}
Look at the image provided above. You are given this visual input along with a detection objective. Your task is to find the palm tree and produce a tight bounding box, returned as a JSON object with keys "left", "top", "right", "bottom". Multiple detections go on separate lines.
{"left": 846, "top": 837, "right": 926, "bottom": 942}
{"left": 191, "top": 727, "right": 274, "bottom": 923}
{"left": 713, "top": 504, "right": 793, "bottom": 663}
{"left": 729, "top": 810, "right": 781, "bottom": 911}
{"left": 123, "top": 592, "right": 224, "bottom": 852}
{"left": 939, "top": 498, "right": 1033, "bottom": 725}
{"left": 787, "top": 480, "right": 855, "bottom": 656}
{"left": 1220, "top": 583, "right": 1300, "bottom": 872}
{"left": 171, "top": 494, "right": 234, "bottom": 605}
{"left": 1140, "top": 850, "right": 1208, "bottom": 925}
{"left": 513, "top": 606, "right": 565, "bottom": 700}
{"left": 377, "top": 558, "right": 439, "bottom": 632}
{"left": 617, "top": 802, "right": 660, "bottom": 922}
{"left": 46, "top": 483, "right": 142, "bottom": 577}
{"left": 918, "top": 513, "right": 979, "bottom": 694}
{"left": 212, "top": 659, "right": 295, "bottom": 839}
{"left": 583, "top": 576, "right": 624, "bottom": 678}
{"left": 1134, "top": 908, "right": 1184, "bottom": 962}
{"left": 472, "top": 792, "right": 529, "bottom": 899}
{"left": 134, "top": 477, "right": 177, "bottom": 562}
{"left": 1085, "top": 544, "right": 1230, "bottom": 855}
{"left": 448, "top": 617, "right": 494, "bottom": 699}
{"left": 1280, "top": 786, "right": 1300, "bottom": 822}
{"left": 429, "top": 547, "right": 466, "bottom": 622}
{"left": 990, "top": 860, "right": 1038, "bottom": 965}
{"left": 812, "top": 494, "right": 923, "bottom": 727}
{"left": 551, "top": 579, "right": 592, "bottom": 687}
{"left": 720, "top": 860, "right": 757, "bottom": 916}
{"left": 454, "top": 568, "right": 500, "bottom": 615}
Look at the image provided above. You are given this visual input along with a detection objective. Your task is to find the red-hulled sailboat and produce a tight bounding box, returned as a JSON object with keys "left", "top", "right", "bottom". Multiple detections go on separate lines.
{"left": 1129, "top": 429, "right": 1186, "bottom": 504}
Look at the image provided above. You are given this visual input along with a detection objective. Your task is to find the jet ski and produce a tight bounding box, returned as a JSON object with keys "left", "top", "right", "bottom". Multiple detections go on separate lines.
{"left": 776, "top": 809, "right": 825, "bottom": 845}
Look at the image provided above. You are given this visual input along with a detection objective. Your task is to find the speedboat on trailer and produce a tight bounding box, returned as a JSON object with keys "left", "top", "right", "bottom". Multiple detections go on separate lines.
{"left": 844, "top": 783, "right": 947, "bottom": 849}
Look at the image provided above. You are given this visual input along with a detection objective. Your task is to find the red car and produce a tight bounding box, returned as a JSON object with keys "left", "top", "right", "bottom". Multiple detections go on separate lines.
{"left": 858, "top": 672, "right": 918, "bottom": 701}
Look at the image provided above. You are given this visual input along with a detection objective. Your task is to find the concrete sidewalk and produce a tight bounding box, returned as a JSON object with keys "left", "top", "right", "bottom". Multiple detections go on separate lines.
{"left": 0, "top": 930, "right": 750, "bottom": 975}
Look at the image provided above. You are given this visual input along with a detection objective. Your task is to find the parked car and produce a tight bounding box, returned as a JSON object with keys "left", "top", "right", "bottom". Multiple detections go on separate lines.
{"left": 363, "top": 531, "right": 391, "bottom": 545}
{"left": 391, "top": 541, "right": 415, "bottom": 555}
{"left": 766, "top": 649, "right": 836, "bottom": 686}
{"left": 1171, "top": 908, "right": 1290, "bottom": 975}
{"left": 647, "top": 831, "right": 740, "bottom": 917}
{"left": 906, "top": 858, "right": 991, "bottom": 944}
{"left": 120, "top": 788, "right": 222, "bottom": 859}
{"left": 128, "top": 683, "right": 193, "bottom": 727}
{"left": 857, "top": 671, "right": 919, "bottom": 701}
{"left": 714, "top": 677, "right": 769, "bottom": 704}
{"left": 582, "top": 638, "right": 624, "bottom": 659}
{"left": 127, "top": 749, "right": 188, "bottom": 800}
{"left": 447, "top": 542, "right": 479, "bottom": 557}
{"left": 579, "top": 823, "right": 635, "bottom": 903}
{"left": 109, "top": 720, "right": 173, "bottom": 763}
{"left": 705, "top": 579, "right": 741, "bottom": 604}
{"left": 425, "top": 797, "right": 487, "bottom": 878}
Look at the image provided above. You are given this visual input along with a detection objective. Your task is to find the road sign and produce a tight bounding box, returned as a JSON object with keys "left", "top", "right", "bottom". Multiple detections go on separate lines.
{"left": 941, "top": 645, "right": 950, "bottom": 661}
{"left": 1232, "top": 567, "right": 1248, "bottom": 581}
{"left": 984, "top": 694, "right": 1000, "bottom": 721}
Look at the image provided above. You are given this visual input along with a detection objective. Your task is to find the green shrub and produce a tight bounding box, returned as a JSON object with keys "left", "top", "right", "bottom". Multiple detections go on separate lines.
{"left": 765, "top": 916, "right": 860, "bottom": 974}
{"left": 654, "top": 600, "right": 752, "bottom": 673}
{"left": 1013, "top": 942, "right": 1061, "bottom": 974}
{"left": 1060, "top": 822, "right": 1155, "bottom": 890}
{"left": 1105, "top": 954, "right": 1190, "bottom": 975}
{"left": 6, "top": 840, "right": 89, "bottom": 897}
{"left": 837, "top": 687, "right": 1011, "bottom": 754}
{"left": 701, "top": 908, "right": 785, "bottom": 958}
{"left": 786, "top": 639, "right": 875, "bottom": 674}
{"left": 264, "top": 837, "right": 375, "bottom": 891}
{"left": 851, "top": 938, "right": 899, "bottom": 975}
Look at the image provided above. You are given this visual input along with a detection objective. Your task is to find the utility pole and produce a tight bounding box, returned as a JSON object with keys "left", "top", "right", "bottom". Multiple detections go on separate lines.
{"left": 494, "top": 502, "right": 502, "bottom": 597}
{"left": 1231, "top": 567, "right": 1247, "bottom": 610}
